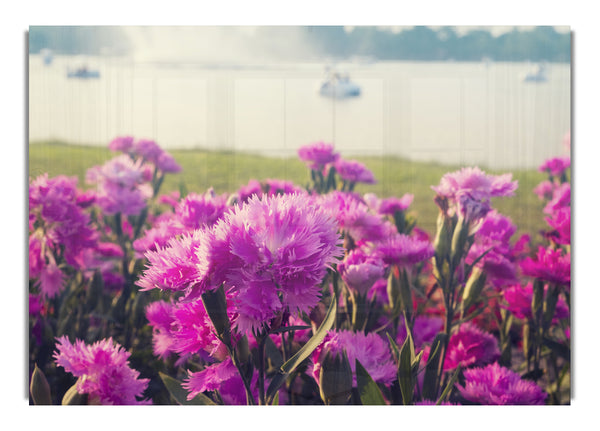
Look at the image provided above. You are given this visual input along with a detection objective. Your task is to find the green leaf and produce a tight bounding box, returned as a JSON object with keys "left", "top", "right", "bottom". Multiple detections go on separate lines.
{"left": 421, "top": 332, "right": 447, "bottom": 401}
{"left": 270, "top": 391, "right": 279, "bottom": 406}
{"left": 436, "top": 365, "right": 461, "bottom": 405}
{"left": 201, "top": 285, "right": 232, "bottom": 346}
{"left": 159, "top": 372, "right": 217, "bottom": 405}
{"left": 386, "top": 332, "right": 400, "bottom": 363}
{"left": 319, "top": 351, "right": 353, "bottom": 405}
{"left": 30, "top": 364, "right": 52, "bottom": 405}
{"left": 266, "top": 293, "right": 337, "bottom": 404}
{"left": 398, "top": 331, "right": 416, "bottom": 405}
{"left": 356, "top": 360, "right": 386, "bottom": 405}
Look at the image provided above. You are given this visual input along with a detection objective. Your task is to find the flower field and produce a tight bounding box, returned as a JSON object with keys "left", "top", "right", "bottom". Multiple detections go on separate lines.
{"left": 28, "top": 137, "right": 571, "bottom": 406}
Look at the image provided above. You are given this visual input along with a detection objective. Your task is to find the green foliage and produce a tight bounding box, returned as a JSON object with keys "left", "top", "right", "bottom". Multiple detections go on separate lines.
{"left": 355, "top": 360, "right": 386, "bottom": 405}
{"left": 159, "top": 372, "right": 216, "bottom": 405}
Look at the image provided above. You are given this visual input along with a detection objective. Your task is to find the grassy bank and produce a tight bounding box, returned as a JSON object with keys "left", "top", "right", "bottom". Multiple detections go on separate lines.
{"left": 29, "top": 140, "right": 548, "bottom": 240}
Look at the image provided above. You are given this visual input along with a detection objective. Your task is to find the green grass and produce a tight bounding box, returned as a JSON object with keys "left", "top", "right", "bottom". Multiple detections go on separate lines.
{"left": 28, "top": 140, "right": 548, "bottom": 240}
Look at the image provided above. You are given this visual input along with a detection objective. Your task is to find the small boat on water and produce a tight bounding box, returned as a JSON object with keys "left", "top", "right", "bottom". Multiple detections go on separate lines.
{"left": 319, "top": 72, "right": 361, "bottom": 99}
{"left": 67, "top": 65, "right": 100, "bottom": 79}
{"left": 523, "top": 63, "right": 547, "bottom": 83}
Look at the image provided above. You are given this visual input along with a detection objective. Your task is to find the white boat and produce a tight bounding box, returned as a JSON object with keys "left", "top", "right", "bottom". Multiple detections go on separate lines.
{"left": 319, "top": 72, "right": 361, "bottom": 98}
{"left": 523, "top": 63, "right": 547, "bottom": 83}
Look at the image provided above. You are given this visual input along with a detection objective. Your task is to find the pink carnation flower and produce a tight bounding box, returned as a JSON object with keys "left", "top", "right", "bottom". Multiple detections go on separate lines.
{"left": 456, "top": 362, "right": 547, "bottom": 405}
{"left": 174, "top": 190, "right": 228, "bottom": 230}
{"left": 544, "top": 182, "right": 570, "bottom": 215}
{"left": 520, "top": 246, "right": 571, "bottom": 288}
{"left": 108, "top": 135, "right": 134, "bottom": 152}
{"left": 374, "top": 233, "right": 434, "bottom": 267}
{"left": 539, "top": 156, "right": 570, "bottom": 177}
{"left": 432, "top": 167, "right": 518, "bottom": 222}
{"left": 297, "top": 141, "right": 340, "bottom": 171}
{"left": 54, "top": 336, "right": 150, "bottom": 405}
{"left": 396, "top": 315, "right": 444, "bottom": 350}
{"left": 502, "top": 282, "right": 569, "bottom": 321}
{"left": 334, "top": 158, "right": 376, "bottom": 184}
{"left": 533, "top": 180, "right": 555, "bottom": 201}
{"left": 338, "top": 248, "right": 385, "bottom": 295}
{"left": 441, "top": 322, "right": 500, "bottom": 371}
{"left": 545, "top": 207, "right": 570, "bottom": 245}
{"left": 312, "top": 330, "right": 397, "bottom": 386}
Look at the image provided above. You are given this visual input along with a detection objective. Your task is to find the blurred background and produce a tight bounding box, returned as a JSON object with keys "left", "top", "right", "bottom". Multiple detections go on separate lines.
{"left": 28, "top": 25, "right": 571, "bottom": 170}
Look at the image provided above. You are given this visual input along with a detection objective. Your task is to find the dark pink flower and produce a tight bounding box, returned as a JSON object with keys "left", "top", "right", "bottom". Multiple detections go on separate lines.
{"left": 174, "top": 190, "right": 228, "bottom": 230}
{"left": 145, "top": 300, "right": 177, "bottom": 359}
{"left": 54, "top": 336, "right": 151, "bottom": 405}
{"left": 396, "top": 315, "right": 444, "bottom": 350}
{"left": 374, "top": 233, "right": 434, "bottom": 267}
{"left": 539, "top": 156, "right": 570, "bottom": 177}
{"left": 520, "top": 246, "right": 571, "bottom": 288}
{"left": 432, "top": 167, "right": 518, "bottom": 222}
{"left": 544, "top": 182, "right": 570, "bottom": 215}
{"left": 183, "top": 357, "right": 238, "bottom": 399}
{"left": 338, "top": 248, "right": 385, "bottom": 295}
{"left": 297, "top": 141, "right": 340, "bottom": 171}
{"left": 456, "top": 362, "right": 547, "bottom": 405}
{"left": 545, "top": 207, "right": 571, "bottom": 245}
{"left": 533, "top": 180, "right": 556, "bottom": 201}
{"left": 334, "top": 158, "right": 376, "bottom": 184}
{"left": 312, "top": 330, "right": 397, "bottom": 386}
{"left": 502, "top": 282, "right": 569, "bottom": 321}
{"left": 442, "top": 322, "right": 500, "bottom": 371}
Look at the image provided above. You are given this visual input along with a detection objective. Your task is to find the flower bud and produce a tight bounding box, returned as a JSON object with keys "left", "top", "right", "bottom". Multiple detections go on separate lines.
{"left": 461, "top": 266, "right": 487, "bottom": 313}
{"left": 61, "top": 383, "right": 88, "bottom": 405}
{"left": 30, "top": 364, "right": 52, "bottom": 405}
{"left": 319, "top": 351, "right": 353, "bottom": 405}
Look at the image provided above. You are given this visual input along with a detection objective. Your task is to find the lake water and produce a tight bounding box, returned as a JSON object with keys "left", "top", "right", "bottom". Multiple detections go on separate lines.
{"left": 28, "top": 54, "right": 570, "bottom": 170}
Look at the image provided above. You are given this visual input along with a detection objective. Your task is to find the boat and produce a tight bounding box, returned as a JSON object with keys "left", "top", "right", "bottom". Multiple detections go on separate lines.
{"left": 67, "top": 66, "right": 100, "bottom": 79}
{"left": 319, "top": 72, "right": 361, "bottom": 98}
{"left": 40, "top": 48, "right": 53, "bottom": 65}
{"left": 523, "top": 63, "right": 547, "bottom": 83}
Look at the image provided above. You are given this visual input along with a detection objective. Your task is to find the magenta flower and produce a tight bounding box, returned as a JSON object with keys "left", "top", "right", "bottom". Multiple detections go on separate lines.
{"left": 334, "top": 158, "right": 376, "bottom": 184}
{"left": 520, "top": 246, "right": 571, "bottom": 288}
{"left": 502, "top": 283, "right": 569, "bottom": 321}
{"left": 145, "top": 300, "right": 177, "bottom": 359}
{"left": 432, "top": 167, "right": 518, "bottom": 222}
{"left": 539, "top": 156, "right": 570, "bottom": 178}
{"left": 364, "top": 193, "right": 414, "bottom": 216}
{"left": 456, "top": 362, "right": 547, "bottom": 405}
{"left": 174, "top": 190, "right": 228, "bottom": 230}
{"left": 183, "top": 357, "right": 238, "bottom": 399}
{"left": 132, "top": 220, "right": 182, "bottom": 257}
{"left": 133, "top": 139, "right": 164, "bottom": 164}
{"left": 545, "top": 207, "right": 571, "bottom": 245}
{"left": 338, "top": 248, "right": 385, "bottom": 295}
{"left": 156, "top": 151, "right": 182, "bottom": 173}
{"left": 533, "top": 180, "right": 555, "bottom": 201}
{"left": 54, "top": 336, "right": 150, "bottom": 405}
{"left": 319, "top": 191, "right": 396, "bottom": 244}
{"left": 198, "top": 193, "right": 343, "bottom": 335}
{"left": 312, "top": 330, "right": 397, "bottom": 386}
{"left": 86, "top": 155, "right": 151, "bottom": 216}
{"left": 137, "top": 230, "right": 205, "bottom": 295}
{"left": 441, "top": 322, "right": 500, "bottom": 371}
{"left": 396, "top": 315, "right": 443, "bottom": 350}
{"left": 297, "top": 141, "right": 340, "bottom": 171}
{"left": 264, "top": 178, "right": 305, "bottom": 197}
{"left": 544, "top": 182, "right": 570, "bottom": 215}
{"left": 108, "top": 135, "right": 134, "bottom": 153}
{"left": 374, "top": 233, "right": 434, "bottom": 268}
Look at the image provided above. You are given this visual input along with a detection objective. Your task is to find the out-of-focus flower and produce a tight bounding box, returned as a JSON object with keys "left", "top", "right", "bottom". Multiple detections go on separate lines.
{"left": 364, "top": 193, "right": 414, "bottom": 217}
{"left": 533, "top": 180, "right": 555, "bottom": 201}
{"left": 319, "top": 191, "right": 396, "bottom": 245}
{"left": 156, "top": 151, "right": 181, "bottom": 173}
{"left": 520, "top": 246, "right": 571, "bottom": 288}
{"left": 297, "top": 141, "right": 340, "bottom": 171}
{"left": 545, "top": 206, "right": 571, "bottom": 245}
{"left": 544, "top": 182, "right": 570, "bottom": 215}
{"left": 432, "top": 167, "right": 518, "bottom": 223}
{"left": 54, "top": 336, "right": 150, "bottom": 405}
{"left": 435, "top": 322, "right": 500, "bottom": 371}
{"left": 86, "top": 155, "right": 151, "bottom": 216}
{"left": 396, "top": 315, "right": 444, "bottom": 350}
{"left": 108, "top": 136, "right": 134, "bottom": 153}
{"left": 174, "top": 190, "right": 228, "bottom": 230}
{"left": 338, "top": 248, "right": 385, "bottom": 295}
{"left": 132, "top": 220, "right": 182, "bottom": 257}
{"left": 456, "top": 362, "right": 547, "bottom": 405}
{"left": 374, "top": 233, "right": 434, "bottom": 268}
{"left": 502, "top": 282, "right": 569, "bottom": 321}
{"left": 145, "top": 300, "right": 177, "bottom": 359}
{"left": 539, "top": 156, "right": 570, "bottom": 178}
{"left": 312, "top": 330, "right": 397, "bottom": 386}
{"left": 334, "top": 158, "right": 376, "bottom": 184}
{"left": 133, "top": 139, "right": 164, "bottom": 164}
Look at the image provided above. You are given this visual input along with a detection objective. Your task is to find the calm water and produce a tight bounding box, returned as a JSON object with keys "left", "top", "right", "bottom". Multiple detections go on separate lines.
{"left": 29, "top": 55, "right": 570, "bottom": 170}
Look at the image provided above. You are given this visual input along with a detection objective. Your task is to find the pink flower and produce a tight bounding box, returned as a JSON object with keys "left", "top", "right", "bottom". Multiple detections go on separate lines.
{"left": 520, "top": 246, "right": 571, "bottom": 288}
{"left": 174, "top": 190, "right": 228, "bottom": 230}
{"left": 396, "top": 315, "right": 443, "bottom": 350}
{"left": 133, "top": 139, "right": 163, "bottom": 164}
{"left": 156, "top": 151, "right": 181, "bottom": 173}
{"left": 145, "top": 300, "right": 177, "bottom": 359}
{"left": 108, "top": 136, "right": 134, "bottom": 152}
{"left": 374, "top": 233, "right": 434, "bottom": 267}
{"left": 440, "top": 322, "right": 500, "bottom": 371}
{"left": 544, "top": 182, "right": 570, "bottom": 215}
{"left": 297, "top": 141, "right": 340, "bottom": 171}
{"left": 312, "top": 330, "right": 397, "bottom": 386}
{"left": 502, "top": 282, "right": 569, "bottom": 321}
{"left": 432, "top": 167, "right": 518, "bottom": 222}
{"left": 338, "top": 248, "right": 385, "bottom": 295}
{"left": 456, "top": 362, "right": 547, "bottom": 405}
{"left": 545, "top": 207, "right": 570, "bottom": 245}
{"left": 54, "top": 336, "right": 151, "bottom": 405}
{"left": 539, "top": 156, "right": 570, "bottom": 177}
{"left": 533, "top": 180, "right": 555, "bottom": 201}
{"left": 334, "top": 158, "right": 376, "bottom": 184}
